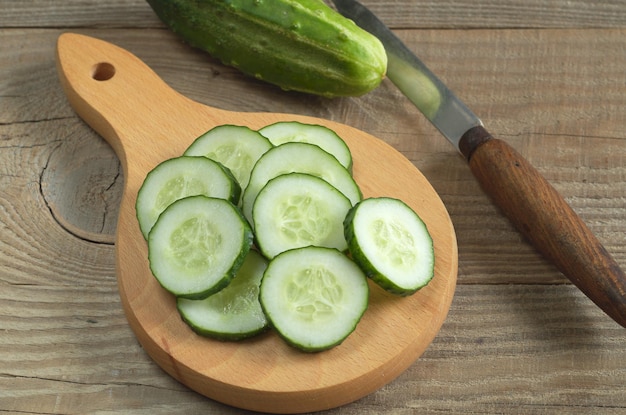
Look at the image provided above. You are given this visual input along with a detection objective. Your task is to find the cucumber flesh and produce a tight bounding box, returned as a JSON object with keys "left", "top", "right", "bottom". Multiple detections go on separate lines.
{"left": 259, "top": 246, "right": 369, "bottom": 352}
{"left": 148, "top": 195, "right": 253, "bottom": 299}
{"left": 136, "top": 156, "right": 240, "bottom": 240}
{"left": 344, "top": 197, "right": 435, "bottom": 296}
{"left": 242, "top": 142, "right": 361, "bottom": 227}
{"left": 137, "top": 121, "right": 437, "bottom": 350}
{"left": 253, "top": 173, "right": 352, "bottom": 259}
{"left": 184, "top": 125, "right": 273, "bottom": 191}
{"left": 177, "top": 250, "right": 268, "bottom": 340}
{"left": 258, "top": 121, "right": 352, "bottom": 172}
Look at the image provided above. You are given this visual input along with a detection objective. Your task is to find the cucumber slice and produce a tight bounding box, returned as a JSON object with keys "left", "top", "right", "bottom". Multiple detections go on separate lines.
{"left": 177, "top": 250, "right": 269, "bottom": 340}
{"left": 136, "top": 156, "right": 240, "bottom": 239}
{"left": 184, "top": 125, "right": 273, "bottom": 191}
{"left": 258, "top": 121, "right": 353, "bottom": 172}
{"left": 148, "top": 195, "right": 253, "bottom": 299}
{"left": 344, "top": 197, "right": 435, "bottom": 296}
{"left": 242, "top": 142, "right": 361, "bottom": 227}
{"left": 253, "top": 173, "right": 352, "bottom": 259}
{"left": 259, "top": 246, "right": 369, "bottom": 352}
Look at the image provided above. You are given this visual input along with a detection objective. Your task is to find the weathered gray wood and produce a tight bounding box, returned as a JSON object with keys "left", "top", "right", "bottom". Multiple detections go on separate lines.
{"left": 0, "top": 283, "right": 623, "bottom": 414}
{"left": 2, "top": 0, "right": 626, "bottom": 413}
{"left": 2, "top": 0, "right": 626, "bottom": 29}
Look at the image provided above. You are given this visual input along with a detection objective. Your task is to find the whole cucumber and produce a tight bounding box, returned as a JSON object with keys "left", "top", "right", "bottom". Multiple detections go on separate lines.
{"left": 146, "top": 0, "right": 387, "bottom": 97}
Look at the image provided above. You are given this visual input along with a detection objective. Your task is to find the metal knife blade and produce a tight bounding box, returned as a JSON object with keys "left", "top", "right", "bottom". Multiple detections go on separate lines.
{"left": 332, "top": 0, "right": 481, "bottom": 152}
{"left": 332, "top": 0, "right": 626, "bottom": 327}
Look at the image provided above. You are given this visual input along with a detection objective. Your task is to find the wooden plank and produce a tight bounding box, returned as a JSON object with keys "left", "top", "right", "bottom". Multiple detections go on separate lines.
{"left": 0, "top": 1, "right": 159, "bottom": 29}
{"left": 368, "top": 0, "right": 626, "bottom": 29}
{"left": 2, "top": 0, "right": 626, "bottom": 29}
{"left": 0, "top": 284, "right": 623, "bottom": 414}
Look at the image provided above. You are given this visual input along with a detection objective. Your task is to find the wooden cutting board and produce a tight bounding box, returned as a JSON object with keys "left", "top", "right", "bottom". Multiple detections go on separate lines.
{"left": 55, "top": 32, "right": 458, "bottom": 414}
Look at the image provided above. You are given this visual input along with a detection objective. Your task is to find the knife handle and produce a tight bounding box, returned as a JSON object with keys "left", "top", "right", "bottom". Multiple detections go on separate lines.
{"left": 459, "top": 125, "right": 626, "bottom": 327}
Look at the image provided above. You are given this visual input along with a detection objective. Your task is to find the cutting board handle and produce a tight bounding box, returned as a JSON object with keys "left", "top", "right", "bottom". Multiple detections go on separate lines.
{"left": 55, "top": 32, "right": 232, "bottom": 171}
{"left": 461, "top": 126, "right": 626, "bottom": 328}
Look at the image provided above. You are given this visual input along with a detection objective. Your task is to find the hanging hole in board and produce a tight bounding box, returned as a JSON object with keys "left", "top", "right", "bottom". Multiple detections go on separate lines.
{"left": 92, "top": 62, "right": 116, "bottom": 81}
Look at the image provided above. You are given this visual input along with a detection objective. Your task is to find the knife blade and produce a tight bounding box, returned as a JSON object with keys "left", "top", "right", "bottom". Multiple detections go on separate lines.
{"left": 332, "top": 0, "right": 626, "bottom": 327}
{"left": 333, "top": 0, "right": 480, "bottom": 151}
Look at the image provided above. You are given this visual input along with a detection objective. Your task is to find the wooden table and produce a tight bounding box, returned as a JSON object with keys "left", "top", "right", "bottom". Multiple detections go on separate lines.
{"left": 2, "top": 1, "right": 625, "bottom": 413}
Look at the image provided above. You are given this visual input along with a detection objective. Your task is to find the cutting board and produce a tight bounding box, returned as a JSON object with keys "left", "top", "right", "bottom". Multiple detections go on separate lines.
{"left": 55, "top": 33, "right": 458, "bottom": 414}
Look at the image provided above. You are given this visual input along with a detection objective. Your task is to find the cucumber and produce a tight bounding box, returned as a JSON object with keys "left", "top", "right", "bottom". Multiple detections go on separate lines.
{"left": 242, "top": 142, "right": 361, "bottom": 227}
{"left": 136, "top": 156, "right": 240, "bottom": 239}
{"left": 177, "top": 250, "right": 268, "bottom": 340}
{"left": 258, "top": 121, "right": 352, "bottom": 172}
{"left": 148, "top": 195, "right": 253, "bottom": 299}
{"left": 259, "top": 246, "right": 369, "bottom": 352}
{"left": 145, "top": 0, "right": 387, "bottom": 97}
{"left": 344, "top": 197, "right": 435, "bottom": 296}
{"left": 253, "top": 173, "right": 351, "bottom": 259}
{"left": 184, "top": 125, "right": 273, "bottom": 191}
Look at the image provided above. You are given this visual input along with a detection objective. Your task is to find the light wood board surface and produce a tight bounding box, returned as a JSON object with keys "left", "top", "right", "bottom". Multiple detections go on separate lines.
{"left": 55, "top": 33, "right": 457, "bottom": 413}
{"left": 1, "top": 1, "right": 626, "bottom": 414}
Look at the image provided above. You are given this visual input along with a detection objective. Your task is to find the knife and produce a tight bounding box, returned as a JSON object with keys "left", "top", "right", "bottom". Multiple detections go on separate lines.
{"left": 332, "top": 0, "right": 626, "bottom": 327}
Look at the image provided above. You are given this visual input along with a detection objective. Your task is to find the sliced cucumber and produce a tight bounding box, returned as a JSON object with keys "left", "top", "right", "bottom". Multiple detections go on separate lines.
{"left": 136, "top": 156, "right": 240, "bottom": 240}
{"left": 259, "top": 246, "right": 369, "bottom": 352}
{"left": 253, "top": 173, "right": 351, "bottom": 259}
{"left": 184, "top": 125, "right": 273, "bottom": 191}
{"left": 344, "top": 197, "right": 435, "bottom": 296}
{"left": 148, "top": 195, "right": 253, "bottom": 299}
{"left": 258, "top": 121, "right": 353, "bottom": 172}
{"left": 137, "top": 121, "right": 437, "bottom": 350}
{"left": 242, "top": 142, "right": 361, "bottom": 226}
{"left": 177, "top": 250, "right": 269, "bottom": 340}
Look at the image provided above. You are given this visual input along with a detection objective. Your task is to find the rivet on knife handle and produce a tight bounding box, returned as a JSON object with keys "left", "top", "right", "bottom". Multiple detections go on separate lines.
{"left": 332, "top": 0, "right": 626, "bottom": 326}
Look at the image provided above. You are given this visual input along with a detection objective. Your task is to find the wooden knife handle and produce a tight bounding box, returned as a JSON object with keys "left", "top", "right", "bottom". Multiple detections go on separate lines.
{"left": 459, "top": 125, "right": 626, "bottom": 327}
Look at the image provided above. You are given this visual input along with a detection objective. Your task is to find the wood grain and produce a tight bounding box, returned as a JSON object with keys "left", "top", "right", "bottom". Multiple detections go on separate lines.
{"left": 3, "top": 0, "right": 626, "bottom": 29}
{"left": 2, "top": 0, "right": 626, "bottom": 412}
